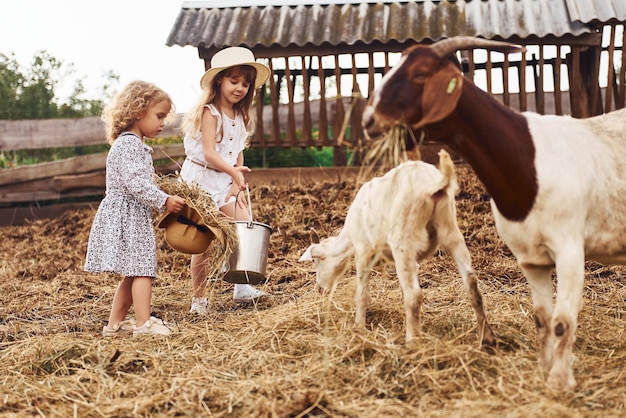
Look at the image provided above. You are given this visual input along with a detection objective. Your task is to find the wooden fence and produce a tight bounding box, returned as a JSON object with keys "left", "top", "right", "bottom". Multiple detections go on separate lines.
{"left": 0, "top": 111, "right": 363, "bottom": 226}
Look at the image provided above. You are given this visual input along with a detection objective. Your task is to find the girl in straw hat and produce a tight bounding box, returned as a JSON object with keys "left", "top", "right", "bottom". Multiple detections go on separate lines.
{"left": 85, "top": 81, "right": 186, "bottom": 336}
{"left": 180, "top": 46, "right": 271, "bottom": 313}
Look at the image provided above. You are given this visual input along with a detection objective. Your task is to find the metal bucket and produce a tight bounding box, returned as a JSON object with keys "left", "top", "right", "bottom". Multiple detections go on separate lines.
{"left": 222, "top": 188, "right": 272, "bottom": 285}
{"left": 223, "top": 220, "right": 272, "bottom": 284}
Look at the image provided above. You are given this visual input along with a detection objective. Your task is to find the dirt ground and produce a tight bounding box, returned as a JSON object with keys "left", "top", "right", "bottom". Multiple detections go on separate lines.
{"left": 0, "top": 163, "right": 624, "bottom": 417}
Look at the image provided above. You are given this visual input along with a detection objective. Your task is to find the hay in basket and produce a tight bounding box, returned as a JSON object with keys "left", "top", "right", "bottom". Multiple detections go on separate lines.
{"left": 156, "top": 173, "right": 238, "bottom": 280}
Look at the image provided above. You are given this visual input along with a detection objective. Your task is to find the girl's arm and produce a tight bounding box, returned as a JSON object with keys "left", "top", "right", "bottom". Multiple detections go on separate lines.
{"left": 225, "top": 150, "right": 249, "bottom": 209}
{"left": 110, "top": 137, "right": 169, "bottom": 209}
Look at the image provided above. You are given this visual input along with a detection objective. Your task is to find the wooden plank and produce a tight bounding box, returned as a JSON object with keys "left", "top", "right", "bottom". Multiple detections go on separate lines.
{"left": 605, "top": 25, "right": 616, "bottom": 112}
{"left": 0, "top": 153, "right": 105, "bottom": 186}
{"left": 0, "top": 188, "right": 103, "bottom": 204}
{"left": 268, "top": 60, "right": 281, "bottom": 146}
{"left": 285, "top": 59, "right": 297, "bottom": 145}
{"left": 520, "top": 52, "right": 527, "bottom": 111}
{"left": 367, "top": 52, "right": 375, "bottom": 97}
{"left": 333, "top": 55, "right": 345, "bottom": 144}
{"left": 0, "top": 116, "right": 183, "bottom": 151}
{"left": 536, "top": 46, "right": 545, "bottom": 114}
{"left": 301, "top": 56, "right": 312, "bottom": 145}
{"left": 0, "top": 161, "right": 181, "bottom": 204}
{"left": 317, "top": 56, "right": 329, "bottom": 146}
{"left": 502, "top": 53, "right": 510, "bottom": 107}
{"left": 53, "top": 172, "right": 105, "bottom": 192}
{"left": 0, "top": 117, "right": 104, "bottom": 151}
{"left": 486, "top": 51, "right": 492, "bottom": 93}
{"left": 254, "top": 88, "right": 266, "bottom": 147}
{"left": 0, "top": 144, "right": 184, "bottom": 187}
{"left": 554, "top": 46, "right": 563, "bottom": 115}
{"left": 620, "top": 26, "right": 626, "bottom": 109}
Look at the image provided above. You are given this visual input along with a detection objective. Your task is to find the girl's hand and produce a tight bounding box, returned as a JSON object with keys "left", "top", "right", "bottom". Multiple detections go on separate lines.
{"left": 165, "top": 195, "right": 185, "bottom": 213}
{"left": 235, "top": 188, "right": 248, "bottom": 210}
{"left": 231, "top": 165, "right": 251, "bottom": 191}
{"left": 225, "top": 183, "right": 247, "bottom": 209}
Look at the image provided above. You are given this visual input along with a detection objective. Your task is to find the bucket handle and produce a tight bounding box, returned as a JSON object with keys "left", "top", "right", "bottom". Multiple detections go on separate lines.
{"left": 234, "top": 185, "right": 254, "bottom": 227}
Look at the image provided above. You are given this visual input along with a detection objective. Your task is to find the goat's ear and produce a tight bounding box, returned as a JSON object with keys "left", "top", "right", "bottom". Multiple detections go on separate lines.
{"left": 414, "top": 68, "right": 463, "bottom": 130}
{"left": 299, "top": 245, "right": 314, "bottom": 262}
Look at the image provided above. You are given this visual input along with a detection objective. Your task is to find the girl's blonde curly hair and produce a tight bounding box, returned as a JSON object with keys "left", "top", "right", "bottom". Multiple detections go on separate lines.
{"left": 101, "top": 80, "right": 174, "bottom": 144}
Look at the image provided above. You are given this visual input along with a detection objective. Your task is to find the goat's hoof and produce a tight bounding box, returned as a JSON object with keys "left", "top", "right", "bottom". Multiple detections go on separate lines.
{"left": 546, "top": 370, "right": 577, "bottom": 392}
{"left": 481, "top": 341, "right": 497, "bottom": 356}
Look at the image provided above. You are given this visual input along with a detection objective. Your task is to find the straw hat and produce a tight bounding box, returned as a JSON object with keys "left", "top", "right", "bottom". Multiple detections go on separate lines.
{"left": 157, "top": 204, "right": 221, "bottom": 254}
{"left": 200, "top": 46, "right": 270, "bottom": 90}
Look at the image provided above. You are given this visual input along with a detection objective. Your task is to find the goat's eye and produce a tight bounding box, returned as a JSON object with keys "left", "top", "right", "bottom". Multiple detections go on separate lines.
{"left": 412, "top": 73, "right": 428, "bottom": 82}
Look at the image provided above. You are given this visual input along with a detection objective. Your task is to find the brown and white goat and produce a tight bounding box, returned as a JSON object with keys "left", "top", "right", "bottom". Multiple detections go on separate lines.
{"left": 299, "top": 150, "right": 495, "bottom": 349}
{"left": 362, "top": 36, "right": 626, "bottom": 391}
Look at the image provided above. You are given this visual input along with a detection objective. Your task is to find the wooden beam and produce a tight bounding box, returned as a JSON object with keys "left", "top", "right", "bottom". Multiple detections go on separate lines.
{"left": 0, "top": 116, "right": 183, "bottom": 151}
{"left": 0, "top": 144, "right": 185, "bottom": 187}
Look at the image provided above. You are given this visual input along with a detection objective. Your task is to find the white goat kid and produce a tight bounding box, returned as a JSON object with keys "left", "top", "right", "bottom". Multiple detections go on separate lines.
{"left": 299, "top": 150, "right": 496, "bottom": 349}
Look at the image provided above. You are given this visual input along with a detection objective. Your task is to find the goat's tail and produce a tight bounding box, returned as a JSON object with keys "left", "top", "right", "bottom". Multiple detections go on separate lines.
{"left": 438, "top": 149, "right": 456, "bottom": 181}
{"left": 435, "top": 149, "right": 459, "bottom": 197}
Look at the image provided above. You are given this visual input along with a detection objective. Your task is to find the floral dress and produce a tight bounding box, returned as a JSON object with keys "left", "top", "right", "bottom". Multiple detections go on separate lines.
{"left": 84, "top": 133, "right": 168, "bottom": 277}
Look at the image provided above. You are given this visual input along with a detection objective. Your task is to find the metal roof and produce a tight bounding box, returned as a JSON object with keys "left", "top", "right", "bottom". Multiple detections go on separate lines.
{"left": 565, "top": 0, "right": 626, "bottom": 24}
{"left": 167, "top": 1, "right": 625, "bottom": 51}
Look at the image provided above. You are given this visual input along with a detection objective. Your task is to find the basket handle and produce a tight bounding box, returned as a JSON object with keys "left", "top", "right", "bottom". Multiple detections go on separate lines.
{"left": 233, "top": 185, "right": 253, "bottom": 224}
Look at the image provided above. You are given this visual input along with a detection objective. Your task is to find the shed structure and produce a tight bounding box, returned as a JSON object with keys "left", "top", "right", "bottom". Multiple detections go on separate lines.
{"left": 167, "top": 0, "right": 626, "bottom": 163}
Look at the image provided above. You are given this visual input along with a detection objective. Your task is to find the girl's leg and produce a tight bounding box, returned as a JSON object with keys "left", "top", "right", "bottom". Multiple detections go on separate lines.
{"left": 190, "top": 251, "right": 211, "bottom": 298}
{"left": 131, "top": 276, "right": 153, "bottom": 326}
{"left": 189, "top": 251, "right": 211, "bottom": 314}
{"left": 107, "top": 276, "right": 134, "bottom": 328}
{"left": 191, "top": 250, "right": 209, "bottom": 298}
{"left": 220, "top": 201, "right": 251, "bottom": 222}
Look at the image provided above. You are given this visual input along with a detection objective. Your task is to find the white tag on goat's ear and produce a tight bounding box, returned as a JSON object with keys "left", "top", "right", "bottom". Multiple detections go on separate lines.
{"left": 299, "top": 246, "right": 313, "bottom": 262}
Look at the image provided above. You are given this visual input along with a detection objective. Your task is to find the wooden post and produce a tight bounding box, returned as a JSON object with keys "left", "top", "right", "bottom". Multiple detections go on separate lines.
{"left": 317, "top": 56, "right": 329, "bottom": 146}
{"left": 502, "top": 53, "right": 510, "bottom": 107}
{"left": 520, "top": 51, "right": 527, "bottom": 112}
{"left": 605, "top": 25, "right": 616, "bottom": 113}
{"left": 285, "top": 58, "right": 297, "bottom": 145}
{"left": 620, "top": 26, "right": 626, "bottom": 109}
{"left": 333, "top": 55, "right": 346, "bottom": 166}
{"left": 554, "top": 46, "right": 563, "bottom": 115}
{"left": 301, "top": 56, "right": 312, "bottom": 145}
{"left": 535, "top": 46, "right": 545, "bottom": 114}
{"left": 268, "top": 60, "right": 281, "bottom": 146}
{"left": 486, "top": 51, "right": 493, "bottom": 94}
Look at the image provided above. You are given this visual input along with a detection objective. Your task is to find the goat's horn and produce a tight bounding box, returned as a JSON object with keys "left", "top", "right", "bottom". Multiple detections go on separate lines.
{"left": 309, "top": 227, "right": 320, "bottom": 244}
{"left": 431, "top": 36, "right": 525, "bottom": 57}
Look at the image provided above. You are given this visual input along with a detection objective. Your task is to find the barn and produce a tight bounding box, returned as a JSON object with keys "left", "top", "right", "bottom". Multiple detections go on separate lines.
{"left": 167, "top": 0, "right": 626, "bottom": 163}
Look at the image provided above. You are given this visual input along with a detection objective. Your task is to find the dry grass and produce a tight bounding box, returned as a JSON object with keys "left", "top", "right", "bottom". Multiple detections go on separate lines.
{"left": 156, "top": 174, "right": 238, "bottom": 280}
{"left": 0, "top": 163, "right": 625, "bottom": 417}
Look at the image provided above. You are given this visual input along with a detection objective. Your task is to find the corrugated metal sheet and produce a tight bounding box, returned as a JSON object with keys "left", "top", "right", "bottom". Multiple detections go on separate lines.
{"left": 565, "top": 0, "right": 626, "bottom": 24}
{"left": 166, "top": 0, "right": 614, "bottom": 50}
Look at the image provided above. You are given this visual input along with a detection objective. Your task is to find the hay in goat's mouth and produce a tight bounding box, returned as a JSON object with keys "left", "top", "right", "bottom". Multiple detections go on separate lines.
{"left": 357, "top": 123, "right": 423, "bottom": 182}
{"left": 156, "top": 173, "right": 238, "bottom": 280}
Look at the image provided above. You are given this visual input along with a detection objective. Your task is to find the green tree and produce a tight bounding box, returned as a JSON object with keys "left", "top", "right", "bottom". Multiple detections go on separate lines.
{"left": 0, "top": 51, "right": 118, "bottom": 120}
{"left": 0, "top": 52, "right": 24, "bottom": 119}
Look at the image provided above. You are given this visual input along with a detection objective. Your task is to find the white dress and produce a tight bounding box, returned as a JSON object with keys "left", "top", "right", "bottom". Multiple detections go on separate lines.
{"left": 180, "top": 104, "right": 248, "bottom": 208}
{"left": 84, "top": 133, "right": 168, "bottom": 277}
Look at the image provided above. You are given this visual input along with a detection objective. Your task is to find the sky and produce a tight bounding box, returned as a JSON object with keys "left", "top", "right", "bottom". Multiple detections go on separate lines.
{"left": 0, "top": 0, "right": 206, "bottom": 112}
